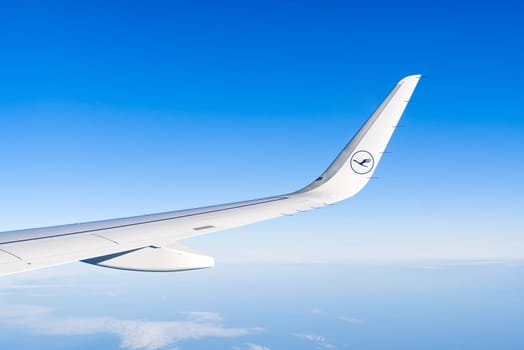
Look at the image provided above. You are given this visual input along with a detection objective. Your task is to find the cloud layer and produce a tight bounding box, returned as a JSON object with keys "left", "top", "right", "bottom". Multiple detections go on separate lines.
{"left": 293, "top": 332, "right": 336, "bottom": 349}
{"left": 0, "top": 304, "right": 262, "bottom": 350}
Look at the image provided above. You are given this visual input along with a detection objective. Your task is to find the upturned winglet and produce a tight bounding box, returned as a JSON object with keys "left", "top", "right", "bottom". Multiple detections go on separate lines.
{"left": 296, "top": 75, "right": 421, "bottom": 203}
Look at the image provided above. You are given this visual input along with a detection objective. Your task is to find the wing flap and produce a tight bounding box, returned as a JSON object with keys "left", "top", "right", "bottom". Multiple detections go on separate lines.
{"left": 82, "top": 244, "right": 215, "bottom": 272}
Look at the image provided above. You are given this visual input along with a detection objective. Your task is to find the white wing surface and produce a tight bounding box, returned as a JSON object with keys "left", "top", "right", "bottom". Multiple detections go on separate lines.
{"left": 0, "top": 75, "right": 421, "bottom": 276}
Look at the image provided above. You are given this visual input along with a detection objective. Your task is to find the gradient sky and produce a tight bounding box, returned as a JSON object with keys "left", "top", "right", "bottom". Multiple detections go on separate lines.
{"left": 1, "top": 2, "right": 524, "bottom": 350}
{"left": 0, "top": 0, "right": 523, "bottom": 262}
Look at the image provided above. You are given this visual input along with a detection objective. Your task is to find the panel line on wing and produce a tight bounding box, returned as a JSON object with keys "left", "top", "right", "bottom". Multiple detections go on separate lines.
{"left": 92, "top": 233, "right": 120, "bottom": 245}
{"left": 0, "top": 248, "right": 24, "bottom": 261}
{"left": 193, "top": 225, "right": 216, "bottom": 231}
{"left": 0, "top": 197, "right": 288, "bottom": 245}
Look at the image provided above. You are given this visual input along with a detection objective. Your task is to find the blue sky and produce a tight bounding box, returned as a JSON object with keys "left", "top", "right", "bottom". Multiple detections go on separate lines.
{"left": 0, "top": 1, "right": 524, "bottom": 261}
{"left": 1, "top": 0, "right": 522, "bottom": 260}
{"left": 0, "top": 1, "right": 524, "bottom": 259}
{"left": 0, "top": 1, "right": 524, "bottom": 349}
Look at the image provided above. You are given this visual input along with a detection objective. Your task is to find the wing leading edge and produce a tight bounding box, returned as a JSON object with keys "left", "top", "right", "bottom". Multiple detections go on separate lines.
{"left": 0, "top": 75, "right": 421, "bottom": 276}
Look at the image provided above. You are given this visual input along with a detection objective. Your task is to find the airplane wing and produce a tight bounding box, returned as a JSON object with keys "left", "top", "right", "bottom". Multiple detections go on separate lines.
{"left": 0, "top": 75, "right": 421, "bottom": 276}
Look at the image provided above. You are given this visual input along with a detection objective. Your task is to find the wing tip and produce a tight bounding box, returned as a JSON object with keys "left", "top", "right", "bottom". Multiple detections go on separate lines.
{"left": 398, "top": 74, "right": 422, "bottom": 85}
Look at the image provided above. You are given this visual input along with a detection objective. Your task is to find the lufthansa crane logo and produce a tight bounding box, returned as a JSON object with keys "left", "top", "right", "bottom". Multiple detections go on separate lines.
{"left": 350, "top": 150, "right": 374, "bottom": 175}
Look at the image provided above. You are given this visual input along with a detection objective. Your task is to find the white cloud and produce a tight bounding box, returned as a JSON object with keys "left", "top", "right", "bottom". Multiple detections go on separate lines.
{"left": 293, "top": 333, "right": 336, "bottom": 349}
{"left": 308, "top": 307, "right": 364, "bottom": 325}
{"left": 310, "top": 308, "right": 324, "bottom": 315}
{"left": 246, "top": 343, "right": 270, "bottom": 350}
{"left": 0, "top": 267, "right": 76, "bottom": 292}
{"left": 0, "top": 303, "right": 262, "bottom": 350}
{"left": 336, "top": 315, "right": 364, "bottom": 324}
{"left": 180, "top": 311, "right": 223, "bottom": 322}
